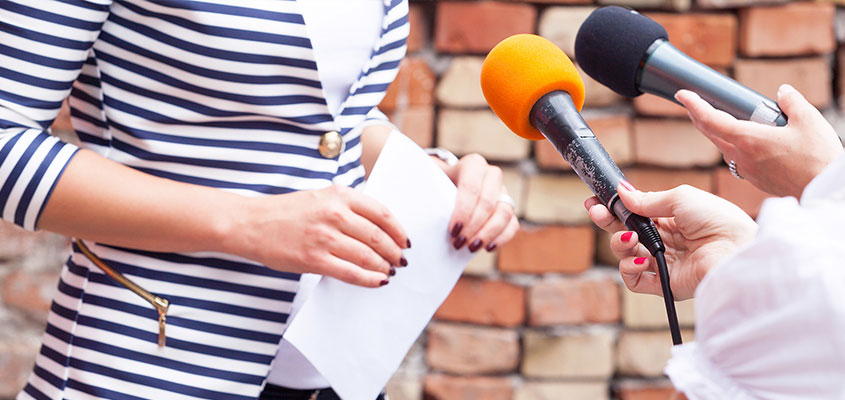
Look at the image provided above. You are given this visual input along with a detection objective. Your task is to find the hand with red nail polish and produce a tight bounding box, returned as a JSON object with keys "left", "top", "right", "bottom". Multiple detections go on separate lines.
{"left": 596, "top": 184, "right": 758, "bottom": 300}
{"left": 435, "top": 153, "right": 519, "bottom": 253}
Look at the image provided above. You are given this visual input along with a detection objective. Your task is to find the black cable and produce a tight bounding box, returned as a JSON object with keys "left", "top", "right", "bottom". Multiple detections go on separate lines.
{"left": 624, "top": 214, "right": 683, "bottom": 345}
{"left": 654, "top": 250, "right": 682, "bottom": 345}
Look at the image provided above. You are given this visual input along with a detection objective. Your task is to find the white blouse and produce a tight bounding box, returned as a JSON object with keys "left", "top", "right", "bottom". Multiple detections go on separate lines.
{"left": 665, "top": 154, "right": 845, "bottom": 399}
{"left": 266, "top": 0, "right": 386, "bottom": 389}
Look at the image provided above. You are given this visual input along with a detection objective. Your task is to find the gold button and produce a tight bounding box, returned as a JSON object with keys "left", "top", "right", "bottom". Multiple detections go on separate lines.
{"left": 318, "top": 131, "right": 344, "bottom": 159}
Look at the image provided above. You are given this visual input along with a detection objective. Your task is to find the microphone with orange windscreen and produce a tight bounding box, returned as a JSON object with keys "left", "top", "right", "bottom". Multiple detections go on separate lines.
{"left": 481, "top": 34, "right": 682, "bottom": 345}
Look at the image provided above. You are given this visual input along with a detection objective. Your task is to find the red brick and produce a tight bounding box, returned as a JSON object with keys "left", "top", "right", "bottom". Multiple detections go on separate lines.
{"left": 734, "top": 57, "right": 832, "bottom": 108}
{"left": 536, "top": 115, "right": 632, "bottom": 170}
{"left": 714, "top": 167, "right": 772, "bottom": 218}
{"left": 424, "top": 374, "right": 514, "bottom": 400}
{"left": 498, "top": 225, "right": 594, "bottom": 274}
{"left": 633, "top": 94, "right": 688, "bottom": 118}
{"left": 647, "top": 13, "right": 737, "bottom": 67}
{"left": 388, "top": 105, "right": 434, "bottom": 148}
{"left": 426, "top": 323, "right": 519, "bottom": 374}
{"left": 434, "top": 2, "right": 536, "bottom": 54}
{"left": 379, "top": 57, "right": 435, "bottom": 112}
{"left": 435, "top": 277, "right": 525, "bottom": 327}
{"left": 407, "top": 4, "right": 428, "bottom": 53}
{"left": 623, "top": 168, "right": 714, "bottom": 193}
{"left": 739, "top": 2, "right": 835, "bottom": 57}
{"left": 617, "top": 385, "right": 677, "bottom": 400}
{"left": 50, "top": 100, "right": 73, "bottom": 133}
{"left": 528, "top": 275, "right": 620, "bottom": 326}
{"left": 632, "top": 119, "right": 721, "bottom": 168}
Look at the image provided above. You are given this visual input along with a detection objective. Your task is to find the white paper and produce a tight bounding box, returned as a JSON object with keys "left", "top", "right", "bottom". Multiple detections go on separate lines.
{"left": 283, "top": 131, "right": 473, "bottom": 400}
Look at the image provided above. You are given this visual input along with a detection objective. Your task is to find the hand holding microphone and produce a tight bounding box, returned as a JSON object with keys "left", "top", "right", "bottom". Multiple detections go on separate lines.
{"left": 677, "top": 86, "right": 843, "bottom": 198}
{"left": 480, "top": 34, "right": 682, "bottom": 344}
{"left": 575, "top": 6, "right": 844, "bottom": 198}
{"left": 575, "top": 6, "right": 787, "bottom": 126}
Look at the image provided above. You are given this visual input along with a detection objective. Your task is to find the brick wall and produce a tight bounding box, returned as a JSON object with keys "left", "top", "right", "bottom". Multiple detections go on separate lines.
{"left": 1, "top": 1, "right": 844, "bottom": 399}
{"left": 385, "top": 1, "right": 845, "bottom": 400}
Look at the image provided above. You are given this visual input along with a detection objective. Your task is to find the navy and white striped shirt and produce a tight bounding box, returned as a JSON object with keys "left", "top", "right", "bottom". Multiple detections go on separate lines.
{"left": 1, "top": 1, "right": 408, "bottom": 399}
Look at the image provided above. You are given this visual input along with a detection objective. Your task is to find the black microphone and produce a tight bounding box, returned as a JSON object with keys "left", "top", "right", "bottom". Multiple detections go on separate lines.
{"left": 481, "top": 34, "right": 682, "bottom": 345}
{"left": 531, "top": 90, "right": 665, "bottom": 257}
{"left": 575, "top": 6, "right": 787, "bottom": 127}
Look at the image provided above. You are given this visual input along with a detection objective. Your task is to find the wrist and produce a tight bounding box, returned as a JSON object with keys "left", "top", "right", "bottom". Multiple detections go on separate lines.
{"left": 214, "top": 193, "right": 258, "bottom": 260}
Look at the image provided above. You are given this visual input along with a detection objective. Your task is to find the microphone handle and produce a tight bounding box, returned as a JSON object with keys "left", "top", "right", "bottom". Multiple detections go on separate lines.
{"left": 639, "top": 40, "right": 787, "bottom": 127}
{"left": 530, "top": 91, "right": 664, "bottom": 255}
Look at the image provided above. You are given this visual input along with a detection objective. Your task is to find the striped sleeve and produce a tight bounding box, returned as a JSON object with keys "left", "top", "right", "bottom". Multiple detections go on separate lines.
{"left": 0, "top": 0, "right": 112, "bottom": 230}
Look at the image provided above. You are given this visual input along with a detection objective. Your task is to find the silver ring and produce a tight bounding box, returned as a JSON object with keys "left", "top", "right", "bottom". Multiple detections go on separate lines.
{"left": 497, "top": 193, "right": 515, "bottom": 209}
{"left": 729, "top": 160, "right": 743, "bottom": 180}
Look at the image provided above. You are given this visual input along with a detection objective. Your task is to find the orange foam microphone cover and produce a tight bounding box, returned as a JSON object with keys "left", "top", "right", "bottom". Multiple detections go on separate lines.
{"left": 480, "top": 34, "right": 585, "bottom": 141}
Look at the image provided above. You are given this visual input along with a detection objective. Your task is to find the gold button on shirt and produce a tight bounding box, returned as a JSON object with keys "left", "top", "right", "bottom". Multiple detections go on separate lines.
{"left": 318, "top": 131, "right": 343, "bottom": 159}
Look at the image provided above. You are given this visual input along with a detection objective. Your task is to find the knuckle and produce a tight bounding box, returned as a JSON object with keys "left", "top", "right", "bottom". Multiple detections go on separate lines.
{"left": 489, "top": 165, "right": 503, "bottom": 180}
{"left": 368, "top": 229, "right": 383, "bottom": 247}
{"left": 323, "top": 208, "right": 346, "bottom": 225}
{"left": 464, "top": 153, "right": 485, "bottom": 164}
{"left": 337, "top": 267, "right": 358, "bottom": 284}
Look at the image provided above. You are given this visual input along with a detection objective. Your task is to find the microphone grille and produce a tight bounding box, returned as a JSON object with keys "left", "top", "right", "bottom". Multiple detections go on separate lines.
{"left": 481, "top": 34, "right": 585, "bottom": 141}
{"left": 574, "top": 6, "right": 668, "bottom": 98}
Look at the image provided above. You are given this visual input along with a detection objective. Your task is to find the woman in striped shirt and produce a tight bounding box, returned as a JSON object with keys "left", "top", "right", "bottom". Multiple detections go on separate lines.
{"left": 1, "top": 1, "right": 519, "bottom": 399}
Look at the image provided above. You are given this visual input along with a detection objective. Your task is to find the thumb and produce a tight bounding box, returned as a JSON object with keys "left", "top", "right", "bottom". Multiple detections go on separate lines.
{"left": 776, "top": 84, "right": 821, "bottom": 126}
{"left": 617, "top": 182, "right": 690, "bottom": 219}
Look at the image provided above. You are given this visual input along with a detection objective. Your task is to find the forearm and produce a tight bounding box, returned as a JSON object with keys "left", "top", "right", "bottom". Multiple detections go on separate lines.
{"left": 38, "top": 149, "right": 245, "bottom": 254}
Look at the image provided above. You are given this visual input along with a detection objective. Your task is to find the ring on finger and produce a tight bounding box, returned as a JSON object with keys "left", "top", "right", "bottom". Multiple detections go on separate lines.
{"left": 728, "top": 160, "right": 743, "bottom": 180}
{"left": 497, "top": 193, "right": 515, "bottom": 209}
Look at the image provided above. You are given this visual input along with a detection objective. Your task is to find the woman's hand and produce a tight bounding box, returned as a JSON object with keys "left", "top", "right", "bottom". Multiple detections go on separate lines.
{"left": 437, "top": 153, "right": 519, "bottom": 252}
{"left": 676, "top": 84, "right": 843, "bottom": 198}
{"left": 232, "top": 185, "right": 410, "bottom": 288}
{"left": 585, "top": 183, "right": 757, "bottom": 300}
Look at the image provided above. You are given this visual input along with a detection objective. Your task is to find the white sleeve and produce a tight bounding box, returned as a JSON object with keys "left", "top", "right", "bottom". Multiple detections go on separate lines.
{"left": 664, "top": 162, "right": 845, "bottom": 399}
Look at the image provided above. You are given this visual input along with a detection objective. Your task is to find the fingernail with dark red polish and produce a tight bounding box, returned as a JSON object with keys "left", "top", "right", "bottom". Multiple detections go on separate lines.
{"left": 451, "top": 222, "right": 463, "bottom": 238}
{"left": 399, "top": 257, "right": 408, "bottom": 267}
{"left": 469, "top": 239, "right": 483, "bottom": 253}
{"left": 634, "top": 257, "right": 648, "bottom": 265}
{"left": 406, "top": 238, "right": 412, "bottom": 248}
{"left": 621, "top": 232, "right": 633, "bottom": 242}
{"left": 620, "top": 179, "right": 635, "bottom": 192}
{"left": 485, "top": 242, "right": 498, "bottom": 252}
{"left": 389, "top": 266, "right": 396, "bottom": 276}
{"left": 453, "top": 236, "right": 466, "bottom": 249}
{"left": 379, "top": 279, "right": 389, "bottom": 286}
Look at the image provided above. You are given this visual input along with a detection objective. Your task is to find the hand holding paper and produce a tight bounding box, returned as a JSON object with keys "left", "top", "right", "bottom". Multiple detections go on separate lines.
{"left": 283, "top": 131, "right": 475, "bottom": 400}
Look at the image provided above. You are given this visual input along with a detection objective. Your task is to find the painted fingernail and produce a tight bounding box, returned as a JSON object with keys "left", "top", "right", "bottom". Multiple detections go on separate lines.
{"left": 468, "top": 239, "right": 483, "bottom": 253}
{"left": 634, "top": 257, "right": 648, "bottom": 265}
{"left": 399, "top": 257, "right": 408, "bottom": 267}
{"left": 485, "top": 242, "right": 498, "bottom": 252}
{"left": 621, "top": 232, "right": 634, "bottom": 242}
{"left": 389, "top": 266, "right": 396, "bottom": 276}
{"left": 379, "top": 279, "right": 389, "bottom": 286}
{"left": 451, "top": 222, "right": 463, "bottom": 238}
{"left": 453, "top": 235, "right": 466, "bottom": 249}
{"left": 620, "top": 179, "right": 635, "bottom": 192}
{"left": 406, "top": 238, "right": 412, "bottom": 248}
